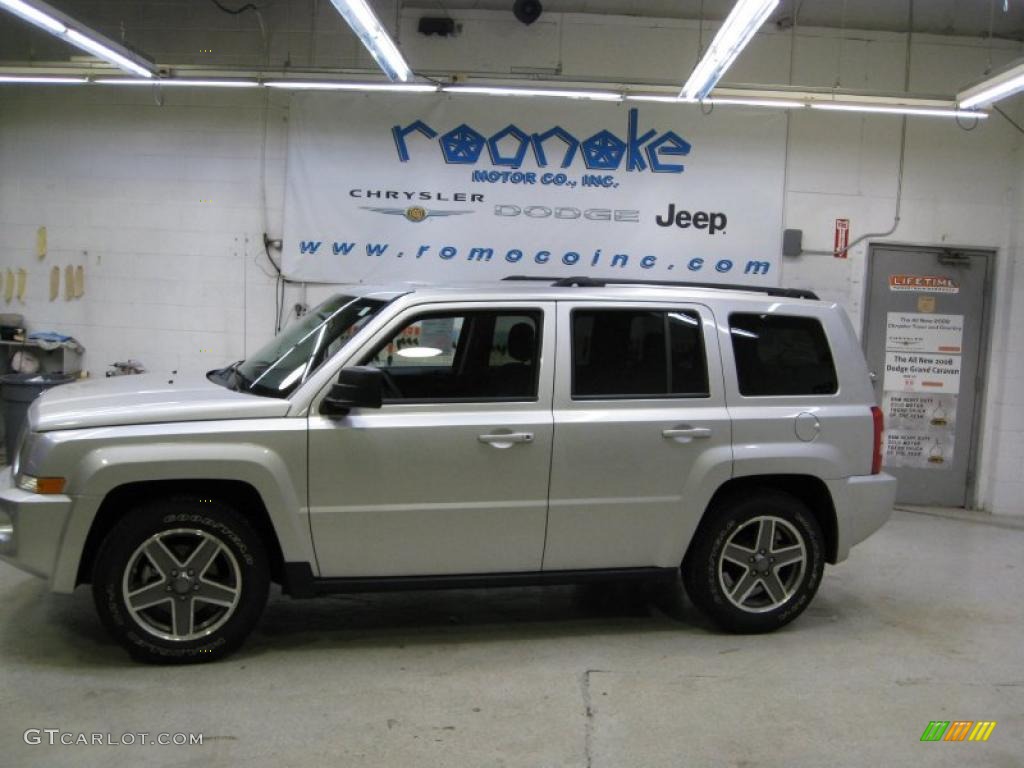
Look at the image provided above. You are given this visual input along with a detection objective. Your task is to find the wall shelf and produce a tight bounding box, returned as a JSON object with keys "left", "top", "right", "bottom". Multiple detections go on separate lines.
{"left": 0, "top": 339, "right": 82, "bottom": 376}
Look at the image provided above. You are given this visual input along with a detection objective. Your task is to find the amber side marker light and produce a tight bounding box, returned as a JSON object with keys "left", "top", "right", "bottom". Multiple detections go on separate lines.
{"left": 17, "top": 475, "right": 66, "bottom": 494}
{"left": 37, "top": 477, "right": 66, "bottom": 494}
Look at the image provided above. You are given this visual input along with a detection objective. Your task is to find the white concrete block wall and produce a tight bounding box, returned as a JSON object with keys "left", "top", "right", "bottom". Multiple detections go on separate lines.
{"left": 4, "top": 9, "right": 1024, "bottom": 512}
{"left": 983, "top": 143, "right": 1024, "bottom": 515}
{"left": 0, "top": 87, "right": 290, "bottom": 377}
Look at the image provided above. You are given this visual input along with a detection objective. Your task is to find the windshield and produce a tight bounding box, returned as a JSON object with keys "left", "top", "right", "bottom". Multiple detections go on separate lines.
{"left": 218, "top": 295, "right": 388, "bottom": 398}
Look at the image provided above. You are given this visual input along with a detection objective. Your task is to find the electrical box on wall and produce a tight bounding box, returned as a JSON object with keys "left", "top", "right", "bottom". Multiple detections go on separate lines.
{"left": 783, "top": 228, "right": 803, "bottom": 257}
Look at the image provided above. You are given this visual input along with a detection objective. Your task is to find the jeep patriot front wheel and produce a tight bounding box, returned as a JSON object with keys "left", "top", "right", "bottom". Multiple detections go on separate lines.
{"left": 92, "top": 498, "right": 269, "bottom": 663}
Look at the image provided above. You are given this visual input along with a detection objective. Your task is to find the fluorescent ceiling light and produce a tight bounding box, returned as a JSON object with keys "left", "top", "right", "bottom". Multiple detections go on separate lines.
{"left": 958, "top": 60, "right": 1024, "bottom": 109}
{"left": 681, "top": 0, "right": 779, "bottom": 101}
{"left": 0, "top": 0, "right": 64, "bottom": 33}
{"left": 0, "top": 75, "right": 85, "bottom": 83}
{"left": 444, "top": 85, "right": 622, "bottom": 101}
{"left": 628, "top": 91, "right": 975, "bottom": 114}
{"left": 812, "top": 103, "right": 988, "bottom": 119}
{"left": 707, "top": 96, "right": 802, "bottom": 108}
{"left": 627, "top": 93, "right": 801, "bottom": 108}
{"left": 65, "top": 29, "right": 151, "bottom": 78}
{"left": 328, "top": 0, "right": 413, "bottom": 82}
{"left": 626, "top": 94, "right": 686, "bottom": 103}
{"left": 264, "top": 80, "right": 437, "bottom": 92}
{"left": 0, "top": 0, "right": 153, "bottom": 77}
{"left": 95, "top": 78, "right": 259, "bottom": 88}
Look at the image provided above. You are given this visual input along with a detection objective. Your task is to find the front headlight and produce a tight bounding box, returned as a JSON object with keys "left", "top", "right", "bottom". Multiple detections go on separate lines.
{"left": 11, "top": 430, "right": 65, "bottom": 495}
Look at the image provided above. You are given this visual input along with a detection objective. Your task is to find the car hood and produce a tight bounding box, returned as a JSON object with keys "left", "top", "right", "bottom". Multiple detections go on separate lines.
{"left": 28, "top": 373, "right": 291, "bottom": 432}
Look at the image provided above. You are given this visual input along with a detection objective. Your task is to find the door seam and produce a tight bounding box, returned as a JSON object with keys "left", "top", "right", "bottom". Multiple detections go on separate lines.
{"left": 539, "top": 303, "right": 558, "bottom": 571}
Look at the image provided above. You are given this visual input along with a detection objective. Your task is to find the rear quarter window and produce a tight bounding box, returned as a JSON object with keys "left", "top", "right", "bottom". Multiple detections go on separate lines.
{"left": 729, "top": 313, "right": 838, "bottom": 396}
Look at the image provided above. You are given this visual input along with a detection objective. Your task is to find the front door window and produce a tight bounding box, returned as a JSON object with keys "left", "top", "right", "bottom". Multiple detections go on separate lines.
{"left": 360, "top": 310, "right": 542, "bottom": 401}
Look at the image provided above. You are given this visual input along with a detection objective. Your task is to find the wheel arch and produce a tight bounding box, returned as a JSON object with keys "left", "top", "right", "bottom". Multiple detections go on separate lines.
{"left": 696, "top": 474, "right": 839, "bottom": 564}
{"left": 76, "top": 479, "right": 286, "bottom": 587}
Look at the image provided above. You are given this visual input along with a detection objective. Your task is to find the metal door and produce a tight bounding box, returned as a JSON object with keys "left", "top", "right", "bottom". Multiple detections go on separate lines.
{"left": 863, "top": 245, "right": 991, "bottom": 506}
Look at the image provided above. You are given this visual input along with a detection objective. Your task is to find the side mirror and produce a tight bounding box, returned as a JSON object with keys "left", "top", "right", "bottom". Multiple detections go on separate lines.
{"left": 320, "top": 366, "right": 383, "bottom": 417}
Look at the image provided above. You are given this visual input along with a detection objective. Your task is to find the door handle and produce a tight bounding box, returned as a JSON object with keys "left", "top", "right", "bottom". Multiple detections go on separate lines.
{"left": 478, "top": 432, "right": 534, "bottom": 446}
{"left": 662, "top": 427, "right": 712, "bottom": 440}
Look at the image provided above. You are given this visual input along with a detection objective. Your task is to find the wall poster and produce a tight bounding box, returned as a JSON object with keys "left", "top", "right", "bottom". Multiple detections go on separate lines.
{"left": 881, "top": 311, "right": 963, "bottom": 470}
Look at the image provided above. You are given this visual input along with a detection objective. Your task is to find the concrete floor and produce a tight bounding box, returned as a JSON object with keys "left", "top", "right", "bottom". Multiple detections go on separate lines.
{"left": 1, "top": 508, "right": 1022, "bottom": 768}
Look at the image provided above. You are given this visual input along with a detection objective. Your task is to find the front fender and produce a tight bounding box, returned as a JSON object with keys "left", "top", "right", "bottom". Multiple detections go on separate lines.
{"left": 41, "top": 422, "right": 310, "bottom": 593}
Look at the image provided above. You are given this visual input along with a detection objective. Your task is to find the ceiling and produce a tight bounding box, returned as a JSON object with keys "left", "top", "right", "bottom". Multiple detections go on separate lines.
{"left": 1, "top": 0, "right": 1022, "bottom": 77}
{"left": 409, "top": 0, "right": 1024, "bottom": 40}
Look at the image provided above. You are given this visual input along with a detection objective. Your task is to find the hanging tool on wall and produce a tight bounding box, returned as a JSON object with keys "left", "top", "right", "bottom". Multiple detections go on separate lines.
{"left": 49, "top": 266, "right": 59, "bottom": 301}
{"left": 106, "top": 359, "right": 146, "bottom": 377}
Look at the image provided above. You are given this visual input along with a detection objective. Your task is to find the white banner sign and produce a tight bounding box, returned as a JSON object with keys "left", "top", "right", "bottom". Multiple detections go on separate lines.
{"left": 885, "top": 312, "right": 963, "bottom": 355}
{"left": 883, "top": 352, "right": 962, "bottom": 394}
{"left": 881, "top": 313, "right": 964, "bottom": 469}
{"left": 282, "top": 94, "right": 787, "bottom": 284}
{"left": 882, "top": 391, "right": 957, "bottom": 470}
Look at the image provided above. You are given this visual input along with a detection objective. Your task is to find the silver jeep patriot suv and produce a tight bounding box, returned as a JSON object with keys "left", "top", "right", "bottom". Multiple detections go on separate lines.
{"left": 0, "top": 277, "right": 896, "bottom": 663}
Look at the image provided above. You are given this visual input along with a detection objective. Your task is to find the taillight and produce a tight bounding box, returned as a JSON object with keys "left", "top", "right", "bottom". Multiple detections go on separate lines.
{"left": 871, "top": 406, "right": 884, "bottom": 474}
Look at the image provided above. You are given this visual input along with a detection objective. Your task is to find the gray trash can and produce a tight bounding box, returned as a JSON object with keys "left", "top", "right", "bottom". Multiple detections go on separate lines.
{"left": 2, "top": 373, "right": 75, "bottom": 459}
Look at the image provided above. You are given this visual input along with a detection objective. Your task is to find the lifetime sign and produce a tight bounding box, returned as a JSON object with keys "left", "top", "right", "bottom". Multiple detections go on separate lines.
{"left": 888, "top": 274, "right": 960, "bottom": 293}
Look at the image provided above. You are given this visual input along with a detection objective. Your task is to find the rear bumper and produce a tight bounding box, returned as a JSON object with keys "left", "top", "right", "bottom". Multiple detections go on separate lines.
{"left": 0, "top": 468, "right": 73, "bottom": 584}
{"left": 829, "top": 473, "right": 897, "bottom": 563}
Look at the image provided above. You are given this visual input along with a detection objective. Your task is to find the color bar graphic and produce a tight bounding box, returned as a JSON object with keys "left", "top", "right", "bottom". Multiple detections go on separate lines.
{"left": 921, "top": 721, "right": 950, "bottom": 742}
{"left": 943, "top": 721, "right": 973, "bottom": 741}
{"left": 920, "top": 720, "right": 997, "bottom": 742}
{"left": 968, "top": 721, "right": 997, "bottom": 742}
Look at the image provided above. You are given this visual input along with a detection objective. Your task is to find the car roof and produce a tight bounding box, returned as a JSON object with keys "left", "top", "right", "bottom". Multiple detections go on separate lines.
{"left": 340, "top": 278, "right": 825, "bottom": 307}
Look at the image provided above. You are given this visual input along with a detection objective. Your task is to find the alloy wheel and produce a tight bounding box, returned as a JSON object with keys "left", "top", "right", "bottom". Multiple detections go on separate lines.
{"left": 717, "top": 515, "right": 807, "bottom": 613}
{"left": 121, "top": 528, "right": 242, "bottom": 642}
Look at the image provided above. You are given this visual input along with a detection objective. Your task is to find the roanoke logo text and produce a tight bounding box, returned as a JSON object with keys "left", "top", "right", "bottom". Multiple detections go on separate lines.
{"left": 392, "top": 108, "right": 691, "bottom": 174}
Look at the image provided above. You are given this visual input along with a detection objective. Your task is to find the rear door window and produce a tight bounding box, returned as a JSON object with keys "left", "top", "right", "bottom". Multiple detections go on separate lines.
{"left": 571, "top": 309, "right": 709, "bottom": 399}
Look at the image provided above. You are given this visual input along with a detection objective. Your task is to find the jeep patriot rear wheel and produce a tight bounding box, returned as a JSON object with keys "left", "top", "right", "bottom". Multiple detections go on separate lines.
{"left": 683, "top": 489, "right": 825, "bottom": 633}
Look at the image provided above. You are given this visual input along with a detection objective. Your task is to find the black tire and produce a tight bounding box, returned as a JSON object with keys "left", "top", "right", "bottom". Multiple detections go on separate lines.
{"left": 682, "top": 489, "right": 824, "bottom": 634}
{"left": 92, "top": 498, "right": 270, "bottom": 664}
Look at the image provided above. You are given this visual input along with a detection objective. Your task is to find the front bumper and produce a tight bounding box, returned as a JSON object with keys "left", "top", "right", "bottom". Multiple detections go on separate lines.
{"left": 0, "top": 467, "right": 73, "bottom": 582}
{"left": 828, "top": 473, "right": 898, "bottom": 562}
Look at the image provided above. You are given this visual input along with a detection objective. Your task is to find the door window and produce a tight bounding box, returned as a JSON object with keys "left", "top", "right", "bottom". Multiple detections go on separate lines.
{"left": 571, "top": 309, "right": 709, "bottom": 399}
{"left": 729, "top": 314, "right": 837, "bottom": 396}
{"left": 360, "top": 310, "right": 542, "bottom": 401}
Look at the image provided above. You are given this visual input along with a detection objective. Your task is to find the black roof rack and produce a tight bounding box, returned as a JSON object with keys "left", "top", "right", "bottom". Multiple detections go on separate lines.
{"left": 501, "top": 275, "right": 819, "bottom": 300}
